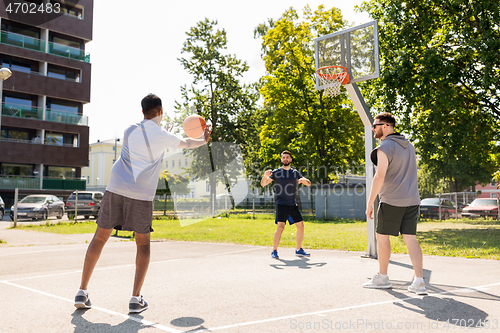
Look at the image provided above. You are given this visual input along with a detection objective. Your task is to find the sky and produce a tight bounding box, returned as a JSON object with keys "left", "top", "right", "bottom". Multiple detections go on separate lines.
{"left": 84, "top": 1, "right": 371, "bottom": 143}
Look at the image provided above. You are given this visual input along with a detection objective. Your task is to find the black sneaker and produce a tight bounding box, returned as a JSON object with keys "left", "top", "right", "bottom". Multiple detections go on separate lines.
{"left": 74, "top": 290, "right": 91, "bottom": 309}
{"left": 129, "top": 295, "right": 148, "bottom": 314}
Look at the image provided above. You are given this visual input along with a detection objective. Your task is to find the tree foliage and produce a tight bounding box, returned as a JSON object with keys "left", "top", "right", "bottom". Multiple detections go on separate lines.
{"left": 156, "top": 170, "right": 190, "bottom": 197}
{"left": 359, "top": 0, "right": 500, "bottom": 191}
{"left": 175, "top": 19, "right": 259, "bottom": 211}
{"left": 254, "top": 6, "right": 365, "bottom": 185}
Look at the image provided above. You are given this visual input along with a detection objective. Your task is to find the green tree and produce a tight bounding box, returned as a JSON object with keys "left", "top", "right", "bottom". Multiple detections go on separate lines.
{"left": 254, "top": 6, "right": 365, "bottom": 185}
{"left": 176, "top": 19, "right": 259, "bottom": 212}
{"left": 359, "top": 0, "right": 500, "bottom": 191}
{"left": 156, "top": 170, "right": 190, "bottom": 214}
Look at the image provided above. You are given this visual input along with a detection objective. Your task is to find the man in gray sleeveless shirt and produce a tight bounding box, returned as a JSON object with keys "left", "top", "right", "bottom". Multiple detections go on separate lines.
{"left": 362, "top": 113, "right": 427, "bottom": 295}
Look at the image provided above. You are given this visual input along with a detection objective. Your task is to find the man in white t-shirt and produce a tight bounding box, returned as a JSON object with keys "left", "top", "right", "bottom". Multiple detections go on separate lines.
{"left": 74, "top": 94, "right": 211, "bottom": 313}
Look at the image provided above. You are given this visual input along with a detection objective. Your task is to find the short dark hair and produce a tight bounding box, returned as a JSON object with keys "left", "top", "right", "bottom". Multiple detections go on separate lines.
{"left": 375, "top": 112, "right": 396, "bottom": 126}
{"left": 141, "top": 94, "right": 162, "bottom": 117}
{"left": 281, "top": 150, "right": 292, "bottom": 159}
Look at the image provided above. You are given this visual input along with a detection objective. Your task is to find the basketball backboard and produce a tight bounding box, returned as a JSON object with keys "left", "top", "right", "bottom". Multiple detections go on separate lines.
{"left": 315, "top": 21, "right": 379, "bottom": 89}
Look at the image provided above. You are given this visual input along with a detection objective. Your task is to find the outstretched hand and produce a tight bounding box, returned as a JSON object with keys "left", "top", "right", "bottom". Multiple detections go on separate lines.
{"left": 203, "top": 125, "right": 212, "bottom": 143}
{"left": 163, "top": 123, "right": 174, "bottom": 132}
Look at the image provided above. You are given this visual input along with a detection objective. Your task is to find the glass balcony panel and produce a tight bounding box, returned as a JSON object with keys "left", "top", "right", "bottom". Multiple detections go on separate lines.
{"left": 1, "top": 104, "right": 88, "bottom": 126}
{"left": 0, "top": 176, "right": 40, "bottom": 189}
{"left": 45, "top": 109, "right": 88, "bottom": 126}
{"left": 1, "top": 104, "right": 43, "bottom": 120}
{"left": 0, "top": 31, "right": 90, "bottom": 62}
{"left": 48, "top": 42, "right": 85, "bottom": 61}
{"left": 0, "top": 31, "right": 44, "bottom": 51}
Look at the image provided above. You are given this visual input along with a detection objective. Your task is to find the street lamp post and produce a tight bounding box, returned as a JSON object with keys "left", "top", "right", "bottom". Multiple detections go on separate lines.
{"left": 113, "top": 138, "right": 120, "bottom": 163}
{"left": 0, "top": 68, "right": 13, "bottom": 134}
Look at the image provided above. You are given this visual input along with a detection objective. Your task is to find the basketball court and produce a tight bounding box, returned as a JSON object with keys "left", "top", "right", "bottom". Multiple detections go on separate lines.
{"left": 1, "top": 231, "right": 500, "bottom": 332}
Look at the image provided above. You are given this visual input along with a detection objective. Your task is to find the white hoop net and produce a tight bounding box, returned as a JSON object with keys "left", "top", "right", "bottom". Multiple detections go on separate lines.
{"left": 316, "top": 66, "right": 348, "bottom": 97}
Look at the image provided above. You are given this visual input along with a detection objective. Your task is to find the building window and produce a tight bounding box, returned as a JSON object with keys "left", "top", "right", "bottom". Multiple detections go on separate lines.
{"left": 46, "top": 99, "right": 80, "bottom": 114}
{"left": 179, "top": 159, "right": 181, "bottom": 168}
{"left": 1, "top": 128, "right": 29, "bottom": 141}
{"left": 165, "top": 161, "right": 168, "bottom": 168}
{"left": 44, "top": 166, "right": 76, "bottom": 178}
{"left": 185, "top": 159, "right": 188, "bottom": 167}
{"left": 172, "top": 160, "right": 175, "bottom": 168}
{"left": 206, "top": 181, "right": 210, "bottom": 193}
{"left": 50, "top": 0, "right": 84, "bottom": 19}
{"left": 47, "top": 64, "right": 80, "bottom": 82}
{"left": 1, "top": 59, "right": 31, "bottom": 73}
{"left": 3, "top": 93, "right": 37, "bottom": 108}
{"left": 45, "top": 132, "right": 78, "bottom": 147}
{"left": 1, "top": 163, "right": 34, "bottom": 176}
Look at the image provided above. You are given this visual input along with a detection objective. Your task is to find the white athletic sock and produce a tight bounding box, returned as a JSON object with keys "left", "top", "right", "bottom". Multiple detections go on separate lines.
{"left": 378, "top": 273, "right": 388, "bottom": 279}
{"left": 78, "top": 289, "right": 88, "bottom": 296}
{"left": 131, "top": 295, "right": 142, "bottom": 301}
{"left": 414, "top": 277, "right": 424, "bottom": 284}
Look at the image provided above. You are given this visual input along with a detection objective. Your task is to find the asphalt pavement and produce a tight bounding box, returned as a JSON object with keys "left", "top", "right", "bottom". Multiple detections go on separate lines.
{"left": 1, "top": 215, "right": 500, "bottom": 332}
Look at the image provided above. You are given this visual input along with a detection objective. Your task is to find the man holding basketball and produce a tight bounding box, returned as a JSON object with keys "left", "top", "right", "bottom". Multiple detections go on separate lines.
{"left": 74, "top": 94, "right": 211, "bottom": 313}
{"left": 362, "top": 112, "right": 426, "bottom": 295}
{"left": 261, "top": 150, "right": 311, "bottom": 259}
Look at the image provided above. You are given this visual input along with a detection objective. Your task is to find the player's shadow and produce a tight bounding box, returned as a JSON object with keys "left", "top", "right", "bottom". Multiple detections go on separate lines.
{"left": 386, "top": 285, "right": 490, "bottom": 327}
{"left": 270, "top": 257, "right": 327, "bottom": 270}
{"left": 71, "top": 309, "right": 149, "bottom": 332}
{"left": 171, "top": 317, "right": 207, "bottom": 332}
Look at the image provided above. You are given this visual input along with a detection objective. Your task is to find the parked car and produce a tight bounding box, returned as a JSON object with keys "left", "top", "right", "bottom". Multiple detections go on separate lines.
{"left": 10, "top": 195, "right": 65, "bottom": 221}
{"left": 461, "top": 198, "right": 499, "bottom": 219}
{"left": 419, "top": 198, "right": 459, "bottom": 219}
{"left": 0, "top": 195, "right": 5, "bottom": 220}
{"left": 66, "top": 191, "right": 103, "bottom": 219}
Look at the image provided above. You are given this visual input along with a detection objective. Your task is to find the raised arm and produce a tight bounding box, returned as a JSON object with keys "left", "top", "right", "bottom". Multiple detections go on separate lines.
{"left": 177, "top": 125, "right": 212, "bottom": 149}
{"left": 298, "top": 177, "right": 311, "bottom": 187}
{"left": 261, "top": 170, "right": 273, "bottom": 187}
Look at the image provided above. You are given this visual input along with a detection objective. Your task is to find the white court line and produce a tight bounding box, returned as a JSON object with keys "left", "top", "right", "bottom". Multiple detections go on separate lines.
{"left": 206, "top": 248, "right": 261, "bottom": 257}
{"left": 0, "top": 241, "right": 129, "bottom": 257}
{"left": 0, "top": 280, "right": 182, "bottom": 333}
{"left": 0, "top": 246, "right": 88, "bottom": 257}
{"left": 2, "top": 248, "right": 260, "bottom": 282}
{"left": 194, "top": 282, "right": 500, "bottom": 332}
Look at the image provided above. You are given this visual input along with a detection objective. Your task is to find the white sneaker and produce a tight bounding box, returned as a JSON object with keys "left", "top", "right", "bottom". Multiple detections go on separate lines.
{"left": 408, "top": 281, "right": 428, "bottom": 295}
{"left": 362, "top": 273, "right": 392, "bottom": 289}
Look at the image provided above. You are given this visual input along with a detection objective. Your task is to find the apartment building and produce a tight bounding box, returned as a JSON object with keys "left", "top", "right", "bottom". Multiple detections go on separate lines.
{"left": 81, "top": 138, "right": 122, "bottom": 189}
{"left": 0, "top": 0, "right": 93, "bottom": 207}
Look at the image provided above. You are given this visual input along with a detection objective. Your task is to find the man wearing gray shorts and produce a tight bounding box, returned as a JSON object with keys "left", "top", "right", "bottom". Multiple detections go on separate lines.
{"left": 74, "top": 94, "right": 211, "bottom": 313}
{"left": 362, "top": 112, "right": 427, "bottom": 295}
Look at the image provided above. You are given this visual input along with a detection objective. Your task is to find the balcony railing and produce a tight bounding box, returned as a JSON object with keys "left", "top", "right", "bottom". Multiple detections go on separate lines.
{"left": 0, "top": 137, "right": 77, "bottom": 147}
{"left": 1, "top": 103, "right": 88, "bottom": 126}
{"left": 0, "top": 30, "right": 90, "bottom": 62}
{"left": 48, "top": 41, "right": 89, "bottom": 62}
{"left": 0, "top": 175, "right": 86, "bottom": 190}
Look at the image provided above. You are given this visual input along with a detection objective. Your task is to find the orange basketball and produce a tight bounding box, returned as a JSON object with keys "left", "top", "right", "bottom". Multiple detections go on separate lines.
{"left": 183, "top": 115, "right": 206, "bottom": 139}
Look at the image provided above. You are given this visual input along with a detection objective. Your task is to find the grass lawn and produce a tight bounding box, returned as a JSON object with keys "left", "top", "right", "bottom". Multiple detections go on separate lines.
{"left": 10, "top": 214, "right": 500, "bottom": 260}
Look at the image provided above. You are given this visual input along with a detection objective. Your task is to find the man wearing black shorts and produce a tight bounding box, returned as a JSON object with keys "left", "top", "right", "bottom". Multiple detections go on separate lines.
{"left": 261, "top": 150, "right": 311, "bottom": 259}
{"left": 362, "top": 113, "right": 427, "bottom": 295}
{"left": 74, "top": 94, "right": 211, "bottom": 313}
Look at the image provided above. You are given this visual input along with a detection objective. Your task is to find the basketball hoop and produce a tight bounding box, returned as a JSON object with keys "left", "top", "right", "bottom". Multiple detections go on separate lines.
{"left": 316, "top": 66, "right": 350, "bottom": 97}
